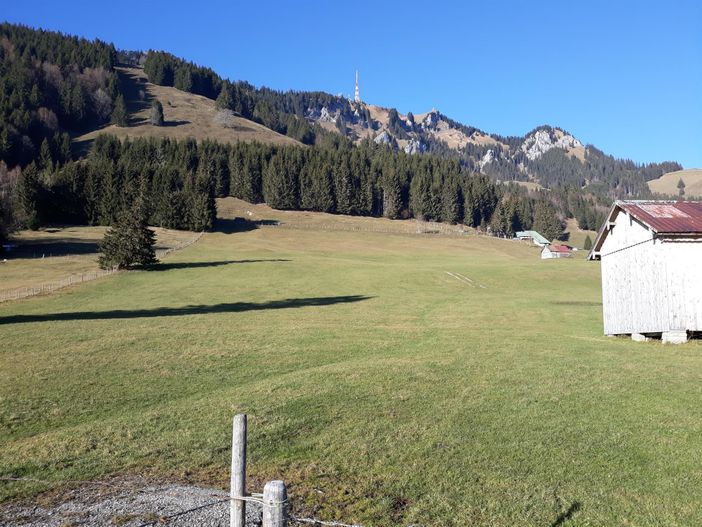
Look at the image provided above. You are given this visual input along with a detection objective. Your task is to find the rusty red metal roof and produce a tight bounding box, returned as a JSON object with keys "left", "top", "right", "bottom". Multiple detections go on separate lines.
{"left": 619, "top": 201, "right": 702, "bottom": 233}
{"left": 548, "top": 244, "right": 572, "bottom": 253}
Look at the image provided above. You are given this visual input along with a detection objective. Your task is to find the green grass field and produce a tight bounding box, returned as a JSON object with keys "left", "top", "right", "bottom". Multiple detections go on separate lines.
{"left": 1, "top": 203, "right": 702, "bottom": 526}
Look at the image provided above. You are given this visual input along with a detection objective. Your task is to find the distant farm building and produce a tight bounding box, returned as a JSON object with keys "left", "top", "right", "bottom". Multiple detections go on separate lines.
{"left": 541, "top": 244, "right": 573, "bottom": 259}
{"left": 515, "top": 230, "right": 550, "bottom": 246}
{"left": 589, "top": 201, "right": 702, "bottom": 343}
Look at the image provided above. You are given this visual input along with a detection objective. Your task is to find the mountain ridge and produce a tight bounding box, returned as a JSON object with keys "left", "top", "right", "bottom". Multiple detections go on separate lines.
{"left": 127, "top": 48, "right": 682, "bottom": 200}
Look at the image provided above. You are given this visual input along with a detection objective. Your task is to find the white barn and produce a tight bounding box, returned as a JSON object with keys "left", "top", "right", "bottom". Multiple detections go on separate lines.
{"left": 541, "top": 244, "right": 573, "bottom": 259}
{"left": 588, "top": 201, "right": 702, "bottom": 343}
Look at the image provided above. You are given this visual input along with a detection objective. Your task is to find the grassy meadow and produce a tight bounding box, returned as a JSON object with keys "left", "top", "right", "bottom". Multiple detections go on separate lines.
{"left": 647, "top": 168, "right": 702, "bottom": 199}
{"left": 1, "top": 201, "right": 702, "bottom": 526}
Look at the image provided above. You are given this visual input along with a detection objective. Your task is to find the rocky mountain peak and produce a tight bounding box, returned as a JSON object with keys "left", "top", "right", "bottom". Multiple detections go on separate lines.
{"left": 421, "top": 111, "right": 439, "bottom": 130}
{"left": 521, "top": 129, "right": 582, "bottom": 161}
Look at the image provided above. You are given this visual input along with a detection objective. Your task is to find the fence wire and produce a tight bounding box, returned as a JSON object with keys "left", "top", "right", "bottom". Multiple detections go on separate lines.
{"left": 290, "top": 516, "right": 364, "bottom": 527}
{"left": 262, "top": 220, "right": 475, "bottom": 238}
{"left": 0, "top": 231, "right": 203, "bottom": 303}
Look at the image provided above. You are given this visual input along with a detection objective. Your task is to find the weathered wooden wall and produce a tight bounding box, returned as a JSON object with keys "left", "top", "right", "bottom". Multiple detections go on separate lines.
{"left": 600, "top": 209, "right": 702, "bottom": 335}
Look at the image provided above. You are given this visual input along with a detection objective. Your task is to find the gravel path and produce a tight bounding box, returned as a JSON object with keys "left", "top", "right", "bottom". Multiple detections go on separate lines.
{"left": 0, "top": 478, "right": 262, "bottom": 527}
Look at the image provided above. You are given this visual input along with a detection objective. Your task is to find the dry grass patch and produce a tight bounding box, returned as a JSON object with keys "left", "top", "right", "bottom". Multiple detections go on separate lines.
{"left": 648, "top": 168, "right": 702, "bottom": 198}
{"left": 76, "top": 67, "right": 300, "bottom": 148}
{"left": 216, "top": 197, "right": 477, "bottom": 237}
{"left": 563, "top": 218, "right": 597, "bottom": 250}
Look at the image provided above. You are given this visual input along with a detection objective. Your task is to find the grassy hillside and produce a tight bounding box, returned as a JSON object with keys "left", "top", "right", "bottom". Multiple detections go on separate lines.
{"left": 76, "top": 67, "right": 301, "bottom": 148}
{"left": 564, "top": 218, "right": 597, "bottom": 250}
{"left": 1, "top": 203, "right": 702, "bottom": 526}
{"left": 648, "top": 168, "right": 702, "bottom": 198}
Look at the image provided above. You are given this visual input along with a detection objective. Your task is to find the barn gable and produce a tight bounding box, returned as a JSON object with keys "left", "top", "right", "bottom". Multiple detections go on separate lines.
{"left": 588, "top": 200, "right": 702, "bottom": 260}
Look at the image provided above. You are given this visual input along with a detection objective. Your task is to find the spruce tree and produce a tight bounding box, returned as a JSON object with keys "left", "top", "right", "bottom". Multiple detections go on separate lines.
{"left": 216, "top": 82, "right": 234, "bottom": 109}
{"left": 382, "top": 172, "right": 402, "bottom": 219}
{"left": 440, "top": 175, "right": 461, "bottom": 224}
{"left": 490, "top": 202, "right": 507, "bottom": 236}
{"left": 111, "top": 94, "right": 128, "bottom": 127}
{"left": 532, "top": 200, "right": 563, "bottom": 241}
{"left": 583, "top": 235, "right": 593, "bottom": 251}
{"left": 0, "top": 199, "right": 6, "bottom": 249}
{"left": 98, "top": 198, "right": 157, "bottom": 269}
{"left": 17, "top": 162, "right": 41, "bottom": 230}
{"left": 39, "top": 139, "right": 54, "bottom": 171}
{"left": 150, "top": 99, "right": 164, "bottom": 126}
{"left": 409, "top": 170, "right": 433, "bottom": 220}
{"left": 678, "top": 178, "right": 686, "bottom": 197}
{"left": 59, "top": 132, "right": 72, "bottom": 163}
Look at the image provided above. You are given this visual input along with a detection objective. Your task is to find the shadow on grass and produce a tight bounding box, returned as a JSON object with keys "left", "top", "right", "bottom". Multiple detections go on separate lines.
{"left": 550, "top": 501, "right": 582, "bottom": 527}
{"left": 153, "top": 259, "right": 290, "bottom": 271}
{"left": 551, "top": 301, "right": 601, "bottom": 306}
{"left": 7, "top": 239, "right": 99, "bottom": 258}
{"left": 161, "top": 119, "right": 190, "bottom": 127}
{"left": 214, "top": 218, "right": 281, "bottom": 233}
{"left": 0, "top": 295, "right": 372, "bottom": 325}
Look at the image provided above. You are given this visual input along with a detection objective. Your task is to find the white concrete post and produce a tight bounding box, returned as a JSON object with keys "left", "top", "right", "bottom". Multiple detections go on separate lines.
{"left": 230, "top": 414, "right": 247, "bottom": 527}
{"left": 262, "top": 480, "right": 288, "bottom": 527}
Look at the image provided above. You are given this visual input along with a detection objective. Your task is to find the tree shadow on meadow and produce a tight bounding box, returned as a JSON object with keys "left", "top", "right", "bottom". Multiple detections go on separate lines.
{"left": 0, "top": 295, "right": 373, "bottom": 325}
{"left": 5, "top": 239, "right": 100, "bottom": 258}
{"left": 214, "top": 218, "right": 281, "bottom": 233}
{"left": 152, "top": 259, "right": 290, "bottom": 271}
{"left": 550, "top": 501, "right": 582, "bottom": 527}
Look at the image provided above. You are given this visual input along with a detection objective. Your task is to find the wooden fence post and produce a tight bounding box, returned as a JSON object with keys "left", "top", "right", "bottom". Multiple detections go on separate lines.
{"left": 231, "top": 413, "right": 247, "bottom": 527}
{"left": 262, "top": 480, "right": 288, "bottom": 527}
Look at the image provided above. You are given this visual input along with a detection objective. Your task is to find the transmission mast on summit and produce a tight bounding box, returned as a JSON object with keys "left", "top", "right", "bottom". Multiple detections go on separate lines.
{"left": 354, "top": 70, "right": 361, "bottom": 103}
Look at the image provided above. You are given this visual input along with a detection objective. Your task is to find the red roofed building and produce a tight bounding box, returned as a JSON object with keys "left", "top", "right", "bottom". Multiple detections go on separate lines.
{"left": 541, "top": 244, "right": 573, "bottom": 259}
{"left": 588, "top": 200, "right": 702, "bottom": 343}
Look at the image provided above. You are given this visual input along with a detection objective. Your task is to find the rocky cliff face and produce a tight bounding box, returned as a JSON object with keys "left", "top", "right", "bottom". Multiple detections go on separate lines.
{"left": 301, "top": 98, "right": 590, "bottom": 182}
{"left": 521, "top": 129, "right": 583, "bottom": 161}
{"left": 479, "top": 149, "right": 496, "bottom": 170}
{"left": 404, "top": 138, "right": 426, "bottom": 154}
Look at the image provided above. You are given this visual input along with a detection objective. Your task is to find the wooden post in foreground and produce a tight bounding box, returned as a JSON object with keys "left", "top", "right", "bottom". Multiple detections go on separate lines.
{"left": 230, "top": 414, "right": 247, "bottom": 527}
{"left": 262, "top": 480, "right": 288, "bottom": 527}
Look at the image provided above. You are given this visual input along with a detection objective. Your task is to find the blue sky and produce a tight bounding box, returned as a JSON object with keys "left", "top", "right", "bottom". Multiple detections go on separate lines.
{"left": 5, "top": 1, "right": 701, "bottom": 167}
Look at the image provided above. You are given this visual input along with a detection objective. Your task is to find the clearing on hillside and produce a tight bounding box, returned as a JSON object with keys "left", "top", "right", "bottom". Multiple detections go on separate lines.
{"left": 563, "top": 218, "right": 597, "bottom": 250}
{"left": 648, "top": 168, "right": 702, "bottom": 197}
{"left": 1, "top": 203, "right": 701, "bottom": 527}
{"left": 75, "top": 67, "right": 301, "bottom": 148}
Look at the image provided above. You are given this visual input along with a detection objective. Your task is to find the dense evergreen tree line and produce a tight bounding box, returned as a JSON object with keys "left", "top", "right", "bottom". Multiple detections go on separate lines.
{"left": 523, "top": 146, "right": 681, "bottom": 198}
{"left": 5, "top": 133, "right": 570, "bottom": 240}
{"left": 580, "top": 147, "right": 680, "bottom": 196}
{"left": 233, "top": 137, "right": 509, "bottom": 227}
{"left": 548, "top": 185, "right": 607, "bottom": 231}
{"left": 143, "top": 51, "right": 220, "bottom": 99}
{"left": 0, "top": 23, "right": 122, "bottom": 168}
{"left": 14, "top": 135, "right": 217, "bottom": 232}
